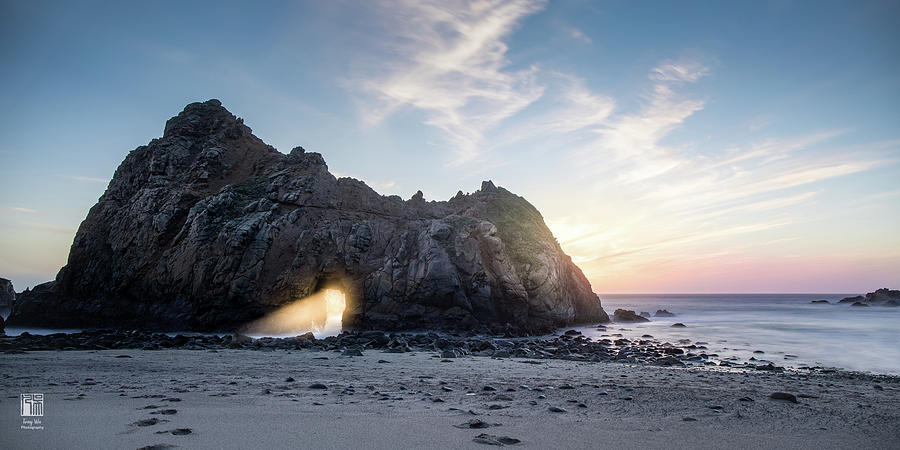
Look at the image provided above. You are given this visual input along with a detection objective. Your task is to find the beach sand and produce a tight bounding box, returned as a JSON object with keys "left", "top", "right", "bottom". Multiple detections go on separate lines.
{"left": 1, "top": 349, "right": 898, "bottom": 449}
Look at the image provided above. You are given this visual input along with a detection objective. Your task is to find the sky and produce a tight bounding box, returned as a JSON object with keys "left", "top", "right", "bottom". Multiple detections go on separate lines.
{"left": 1, "top": 0, "right": 898, "bottom": 293}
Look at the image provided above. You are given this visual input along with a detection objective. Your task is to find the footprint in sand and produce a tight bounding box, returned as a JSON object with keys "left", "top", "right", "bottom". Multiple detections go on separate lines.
{"left": 155, "top": 428, "right": 193, "bottom": 435}
{"left": 132, "top": 418, "right": 168, "bottom": 427}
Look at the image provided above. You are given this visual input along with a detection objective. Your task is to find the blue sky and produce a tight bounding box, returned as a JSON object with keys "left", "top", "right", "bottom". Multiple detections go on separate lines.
{"left": 1, "top": 0, "right": 898, "bottom": 292}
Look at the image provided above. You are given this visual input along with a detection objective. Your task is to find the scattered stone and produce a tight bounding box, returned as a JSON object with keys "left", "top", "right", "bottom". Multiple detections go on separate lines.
{"left": 150, "top": 409, "right": 177, "bottom": 415}
{"left": 308, "top": 383, "right": 328, "bottom": 390}
{"left": 769, "top": 392, "right": 798, "bottom": 403}
{"left": 115, "top": 354, "right": 132, "bottom": 358}
{"left": 473, "top": 433, "right": 521, "bottom": 446}
{"left": 454, "top": 419, "right": 497, "bottom": 429}
{"left": 285, "top": 377, "right": 295, "bottom": 382}
{"left": 548, "top": 406, "right": 567, "bottom": 413}
{"left": 682, "top": 417, "right": 698, "bottom": 422}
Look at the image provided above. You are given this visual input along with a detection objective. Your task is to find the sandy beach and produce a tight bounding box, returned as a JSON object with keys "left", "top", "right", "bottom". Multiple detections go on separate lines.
{"left": 2, "top": 348, "right": 898, "bottom": 449}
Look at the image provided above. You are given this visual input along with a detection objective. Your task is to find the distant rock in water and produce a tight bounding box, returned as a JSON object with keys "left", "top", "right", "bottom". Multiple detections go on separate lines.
{"left": 654, "top": 309, "right": 675, "bottom": 317}
{"left": 838, "top": 289, "right": 900, "bottom": 307}
{"left": 0, "top": 278, "right": 14, "bottom": 309}
{"left": 7, "top": 100, "right": 608, "bottom": 334}
{"left": 850, "top": 302, "right": 869, "bottom": 307}
{"left": 613, "top": 309, "right": 649, "bottom": 322}
{"left": 810, "top": 300, "right": 830, "bottom": 304}
{"left": 670, "top": 323, "right": 687, "bottom": 328}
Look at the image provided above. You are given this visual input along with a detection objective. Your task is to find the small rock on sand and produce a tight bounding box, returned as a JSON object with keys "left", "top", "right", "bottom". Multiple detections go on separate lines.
{"left": 454, "top": 419, "right": 497, "bottom": 429}
{"left": 473, "top": 433, "right": 521, "bottom": 446}
{"left": 548, "top": 406, "right": 567, "bottom": 413}
{"left": 308, "top": 383, "right": 328, "bottom": 390}
{"left": 769, "top": 392, "right": 798, "bottom": 403}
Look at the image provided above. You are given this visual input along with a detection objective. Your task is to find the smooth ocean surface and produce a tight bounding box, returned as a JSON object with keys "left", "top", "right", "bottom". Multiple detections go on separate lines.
{"left": 592, "top": 294, "right": 900, "bottom": 374}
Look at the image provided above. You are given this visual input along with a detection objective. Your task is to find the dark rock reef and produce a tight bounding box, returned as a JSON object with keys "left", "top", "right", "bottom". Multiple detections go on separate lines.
{"left": 838, "top": 288, "right": 900, "bottom": 307}
{"left": 8, "top": 100, "right": 608, "bottom": 334}
{"left": 613, "top": 309, "right": 649, "bottom": 323}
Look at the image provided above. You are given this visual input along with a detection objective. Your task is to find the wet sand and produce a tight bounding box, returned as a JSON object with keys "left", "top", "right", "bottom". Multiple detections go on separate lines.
{"left": 1, "top": 349, "right": 898, "bottom": 449}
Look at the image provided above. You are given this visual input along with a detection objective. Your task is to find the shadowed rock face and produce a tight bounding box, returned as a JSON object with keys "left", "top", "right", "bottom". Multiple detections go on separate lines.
{"left": 8, "top": 100, "right": 608, "bottom": 334}
{"left": 0, "top": 278, "right": 13, "bottom": 309}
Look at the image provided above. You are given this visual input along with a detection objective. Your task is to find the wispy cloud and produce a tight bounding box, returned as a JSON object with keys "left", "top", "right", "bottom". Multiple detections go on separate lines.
{"left": 355, "top": 0, "right": 547, "bottom": 165}
{"left": 567, "top": 27, "right": 592, "bottom": 44}
{"left": 7, "top": 207, "right": 40, "bottom": 214}
{"left": 68, "top": 175, "right": 110, "bottom": 183}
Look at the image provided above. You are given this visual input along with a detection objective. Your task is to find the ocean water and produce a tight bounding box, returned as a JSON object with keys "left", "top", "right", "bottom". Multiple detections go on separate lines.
{"left": 588, "top": 294, "right": 900, "bottom": 375}
{"left": 3, "top": 294, "right": 899, "bottom": 374}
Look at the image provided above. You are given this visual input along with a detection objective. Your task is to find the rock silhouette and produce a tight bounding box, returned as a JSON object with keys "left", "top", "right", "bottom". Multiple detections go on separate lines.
{"left": 9, "top": 100, "right": 608, "bottom": 334}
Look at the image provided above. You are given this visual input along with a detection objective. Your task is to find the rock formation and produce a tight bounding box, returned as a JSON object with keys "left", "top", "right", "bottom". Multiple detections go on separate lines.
{"left": 8, "top": 100, "right": 608, "bottom": 334}
{"left": 838, "top": 288, "right": 900, "bottom": 307}
{"left": 0, "top": 278, "right": 14, "bottom": 309}
{"left": 613, "top": 309, "right": 648, "bottom": 322}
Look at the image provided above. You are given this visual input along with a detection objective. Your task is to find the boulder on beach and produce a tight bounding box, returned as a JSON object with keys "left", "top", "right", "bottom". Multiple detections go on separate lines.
{"left": 7, "top": 100, "right": 608, "bottom": 334}
{"left": 613, "top": 309, "right": 649, "bottom": 322}
{"left": 654, "top": 309, "right": 675, "bottom": 317}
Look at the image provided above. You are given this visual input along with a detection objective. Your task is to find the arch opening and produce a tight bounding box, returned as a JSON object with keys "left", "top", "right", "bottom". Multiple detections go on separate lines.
{"left": 242, "top": 287, "right": 346, "bottom": 338}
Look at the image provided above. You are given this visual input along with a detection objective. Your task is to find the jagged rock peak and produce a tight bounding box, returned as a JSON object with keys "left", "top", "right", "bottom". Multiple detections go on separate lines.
{"left": 9, "top": 100, "right": 608, "bottom": 334}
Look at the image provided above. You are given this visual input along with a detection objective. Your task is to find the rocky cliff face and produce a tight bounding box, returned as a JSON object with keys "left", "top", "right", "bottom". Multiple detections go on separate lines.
{"left": 0, "top": 278, "right": 13, "bottom": 309}
{"left": 9, "top": 100, "right": 608, "bottom": 334}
